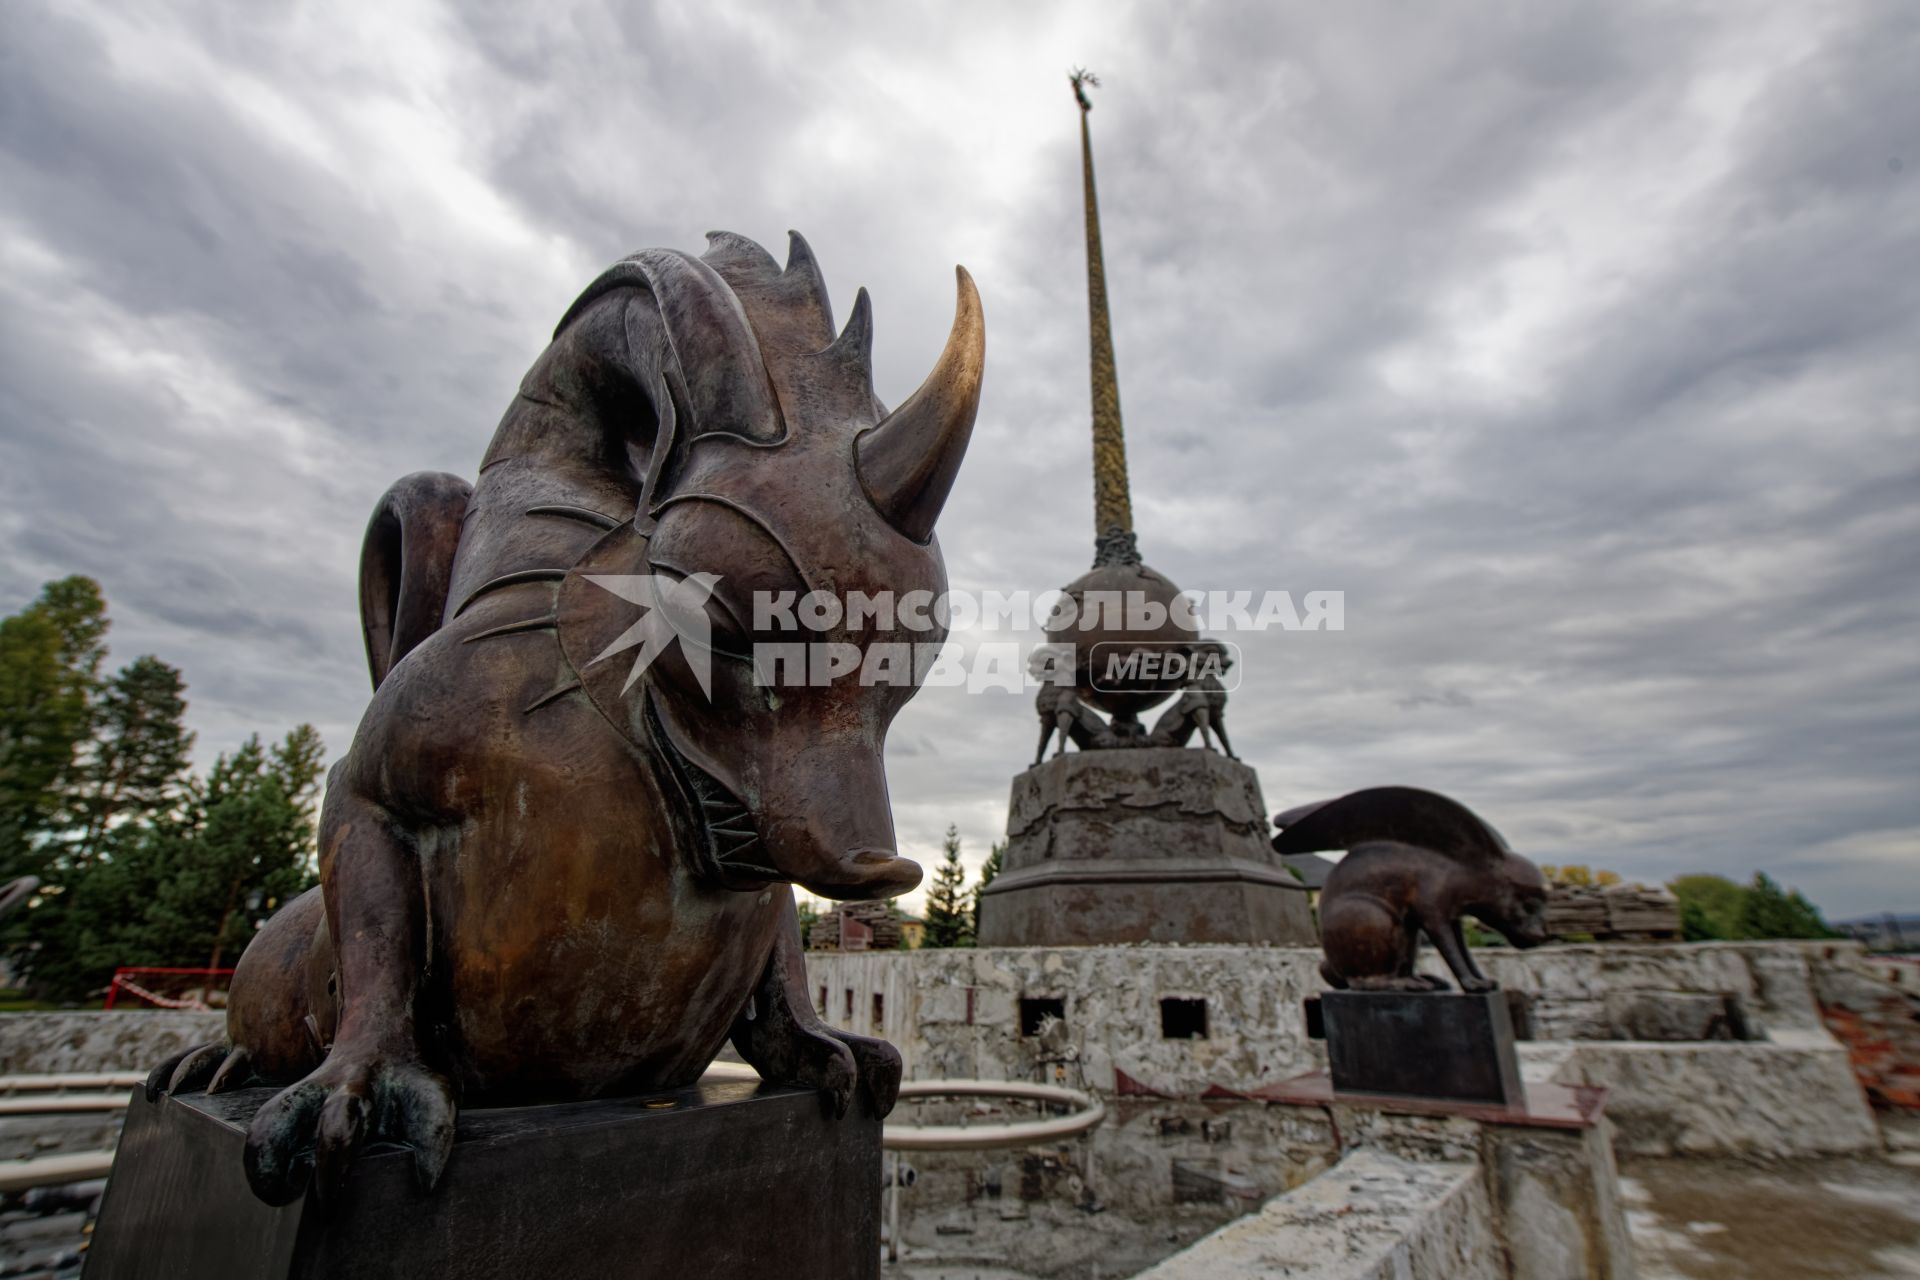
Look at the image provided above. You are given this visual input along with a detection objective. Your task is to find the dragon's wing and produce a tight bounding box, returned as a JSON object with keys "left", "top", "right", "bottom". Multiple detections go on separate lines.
{"left": 1271, "top": 786, "right": 1510, "bottom": 870}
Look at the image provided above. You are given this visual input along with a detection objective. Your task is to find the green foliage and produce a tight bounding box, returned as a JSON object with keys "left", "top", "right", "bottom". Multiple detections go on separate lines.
{"left": 0, "top": 577, "right": 109, "bottom": 879}
{"left": 971, "top": 839, "right": 1004, "bottom": 937}
{"left": 1670, "top": 874, "right": 1748, "bottom": 941}
{"left": 1, "top": 577, "right": 325, "bottom": 1001}
{"left": 922, "top": 825, "right": 974, "bottom": 949}
{"left": 69, "top": 656, "right": 195, "bottom": 867}
{"left": 1668, "top": 871, "right": 1835, "bottom": 942}
{"left": 1739, "top": 872, "right": 1835, "bottom": 941}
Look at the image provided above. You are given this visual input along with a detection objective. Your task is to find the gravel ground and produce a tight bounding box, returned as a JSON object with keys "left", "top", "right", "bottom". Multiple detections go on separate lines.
{"left": 0, "top": 1185, "right": 95, "bottom": 1280}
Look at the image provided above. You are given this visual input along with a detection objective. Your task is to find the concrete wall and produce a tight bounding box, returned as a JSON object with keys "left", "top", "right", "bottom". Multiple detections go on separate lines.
{"left": 1135, "top": 1118, "right": 1634, "bottom": 1280}
{"left": 0, "top": 1011, "right": 222, "bottom": 1075}
{"left": 1542, "top": 1033, "right": 1882, "bottom": 1157}
{"left": 815, "top": 939, "right": 1881, "bottom": 1276}
{"left": 1135, "top": 1149, "right": 1503, "bottom": 1280}
{"left": 805, "top": 941, "right": 1861, "bottom": 1096}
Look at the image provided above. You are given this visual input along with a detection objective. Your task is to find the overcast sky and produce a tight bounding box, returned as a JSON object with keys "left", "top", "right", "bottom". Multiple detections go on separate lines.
{"left": 3, "top": 1, "right": 1914, "bottom": 919}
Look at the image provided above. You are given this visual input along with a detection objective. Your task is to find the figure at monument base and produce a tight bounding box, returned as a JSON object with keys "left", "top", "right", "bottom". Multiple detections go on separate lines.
{"left": 976, "top": 748, "right": 1317, "bottom": 947}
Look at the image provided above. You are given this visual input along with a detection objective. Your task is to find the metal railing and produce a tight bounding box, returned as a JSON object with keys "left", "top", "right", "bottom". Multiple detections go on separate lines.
{"left": 877, "top": 1079, "right": 1107, "bottom": 1263}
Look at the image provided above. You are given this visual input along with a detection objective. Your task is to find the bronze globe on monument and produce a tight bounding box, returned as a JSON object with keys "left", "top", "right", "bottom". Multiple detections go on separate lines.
{"left": 976, "top": 73, "right": 1317, "bottom": 948}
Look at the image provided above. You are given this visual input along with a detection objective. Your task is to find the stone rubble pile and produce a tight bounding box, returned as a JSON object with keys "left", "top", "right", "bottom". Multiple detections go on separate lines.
{"left": 1547, "top": 884, "right": 1680, "bottom": 941}
{"left": 806, "top": 900, "right": 906, "bottom": 951}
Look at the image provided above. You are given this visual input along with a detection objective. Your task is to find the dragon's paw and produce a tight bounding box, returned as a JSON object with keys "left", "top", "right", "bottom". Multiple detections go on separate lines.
{"left": 826, "top": 1029, "right": 904, "bottom": 1119}
{"left": 243, "top": 1048, "right": 456, "bottom": 1206}
{"left": 1458, "top": 974, "right": 1498, "bottom": 994}
{"left": 144, "top": 1042, "right": 226, "bottom": 1101}
{"left": 1351, "top": 974, "right": 1452, "bottom": 993}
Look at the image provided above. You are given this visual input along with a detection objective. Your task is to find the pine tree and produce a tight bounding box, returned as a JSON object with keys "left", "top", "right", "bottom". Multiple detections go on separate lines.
{"left": 922, "top": 825, "right": 973, "bottom": 948}
{"left": 20, "top": 724, "right": 325, "bottom": 999}
{"left": 188, "top": 727, "right": 326, "bottom": 971}
{"left": 69, "top": 656, "right": 194, "bottom": 868}
{"left": 1740, "top": 872, "right": 1833, "bottom": 940}
{"left": 971, "top": 839, "right": 1004, "bottom": 937}
{"left": 0, "top": 577, "right": 109, "bottom": 879}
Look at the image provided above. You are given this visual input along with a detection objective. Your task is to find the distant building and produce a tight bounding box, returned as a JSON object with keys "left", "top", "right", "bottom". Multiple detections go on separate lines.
{"left": 1838, "top": 914, "right": 1919, "bottom": 952}
{"left": 807, "top": 900, "right": 910, "bottom": 951}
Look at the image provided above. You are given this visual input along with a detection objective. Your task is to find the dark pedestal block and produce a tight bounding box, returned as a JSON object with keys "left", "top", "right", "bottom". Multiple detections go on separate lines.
{"left": 85, "top": 1078, "right": 880, "bottom": 1280}
{"left": 1312, "top": 989, "right": 1525, "bottom": 1106}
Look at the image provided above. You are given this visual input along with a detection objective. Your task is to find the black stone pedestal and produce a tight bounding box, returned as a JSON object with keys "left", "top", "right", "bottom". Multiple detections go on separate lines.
{"left": 1311, "top": 989, "right": 1525, "bottom": 1106}
{"left": 84, "top": 1077, "right": 880, "bottom": 1280}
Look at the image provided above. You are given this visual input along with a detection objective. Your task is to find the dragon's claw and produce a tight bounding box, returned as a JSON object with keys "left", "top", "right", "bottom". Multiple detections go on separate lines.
{"left": 827, "top": 1029, "right": 903, "bottom": 1119}
{"left": 144, "top": 1041, "right": 227, "bottom": 1103}
{"left": 243, "top": 1051, "right": 456, "bottom": 1206}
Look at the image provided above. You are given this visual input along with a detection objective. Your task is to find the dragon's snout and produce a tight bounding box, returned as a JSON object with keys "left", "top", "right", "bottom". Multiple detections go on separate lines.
{"left": 809, "top": 848, "right": 923, "bottom": 901}
{"left": 649, "top": 695, "right": 922, "bottom": 901}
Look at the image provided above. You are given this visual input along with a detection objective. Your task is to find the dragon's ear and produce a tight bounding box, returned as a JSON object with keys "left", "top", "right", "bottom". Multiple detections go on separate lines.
{"left": 1272, "top": 786, "right": 1509, "bottom": 868}
{"left": 557, "top": 249, "right": 783, "bottom": 447}
{"left": 547, "top": 246, "right": 792, "bottom": 531}
{"left": 630, "top": 362, "right": 681, "bottom": 534}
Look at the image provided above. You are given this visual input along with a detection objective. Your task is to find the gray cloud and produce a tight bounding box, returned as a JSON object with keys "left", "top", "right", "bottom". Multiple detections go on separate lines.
{"left": 2, "top": 0, "right": 1914, "bottom": 918}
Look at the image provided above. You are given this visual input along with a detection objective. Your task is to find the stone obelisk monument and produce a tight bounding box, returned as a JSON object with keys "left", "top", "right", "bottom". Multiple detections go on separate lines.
{"left": 975, "top": 74, "right": 1316, "bottom": 947}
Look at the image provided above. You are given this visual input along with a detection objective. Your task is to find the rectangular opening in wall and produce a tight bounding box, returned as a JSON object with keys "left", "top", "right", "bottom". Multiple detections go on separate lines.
{"left": 1161, "top": 996, "right": 1209, "bottom": 1040}
{"left": 844, "top": 988, "right": 854, "bottom": 1020}
{"left": 1019, "top": 996, "right": 1065, "bottom": 1037}
{"left": 1171, "top": 1158, "right": 1225, "bottom": 1204}
{"left": 817, "top": 985, "right": 827, "bottom": 1015}
{"left": 872, "top": 992, "right": 885, "bottom": 1032}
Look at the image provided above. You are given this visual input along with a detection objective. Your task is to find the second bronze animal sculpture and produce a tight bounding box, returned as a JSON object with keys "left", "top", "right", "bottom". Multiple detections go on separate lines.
{"left": 146, "top": 231, "right": 985, "bottom": 1206}
{"left": 1273, "top": 787, "right": 1551, "bottom": 993}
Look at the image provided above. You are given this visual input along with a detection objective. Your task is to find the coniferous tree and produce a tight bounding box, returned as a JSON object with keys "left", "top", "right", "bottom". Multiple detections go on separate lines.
{"left": 1669, "top": 871, "right": 1834, "bottom": 942}
{"left": 971, "top": 839, "right": 1004, "bottom": 937}
{"left": 2, "top": 577, "right": 329, "bottom": 1000}
{"left": 69, "top": 656, "right": 194, "bottom": 868}
{"left": 0, "top": 577, "right": 109, "bottom": 879}
{"left": 1739, "top": 872, "right": 1834, "bottom": 940}
{"left": 21, "top": 725, "right": 325, "bottom": 999}
{"left": 922, "top": 825, "right": 973, "bottom": 949}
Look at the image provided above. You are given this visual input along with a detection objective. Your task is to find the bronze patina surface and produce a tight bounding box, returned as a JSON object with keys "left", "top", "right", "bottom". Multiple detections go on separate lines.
{"left": 1272, "top": 786, "right": 1552, "bottom": 992}
{"left": 145, "top": 232, "right": 984, "bottom": 1205}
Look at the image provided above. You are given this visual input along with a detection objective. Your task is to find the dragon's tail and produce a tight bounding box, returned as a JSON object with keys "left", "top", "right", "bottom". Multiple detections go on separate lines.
{"left": 358, "top": 471, "right": 473, "bottom": 690}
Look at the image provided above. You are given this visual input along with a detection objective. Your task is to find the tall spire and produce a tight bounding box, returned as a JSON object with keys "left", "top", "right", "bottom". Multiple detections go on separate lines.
{"left": 1072, "top": 69, "right": 1141, "bottom": 568}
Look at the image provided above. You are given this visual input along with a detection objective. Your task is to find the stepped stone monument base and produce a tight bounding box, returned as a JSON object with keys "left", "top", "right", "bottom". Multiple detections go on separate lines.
{"left": 976, "top": 748, "right": 1317, "bottom": 947}
{"left": 84, "top": 1077, "right": 880, "bottom": 1280}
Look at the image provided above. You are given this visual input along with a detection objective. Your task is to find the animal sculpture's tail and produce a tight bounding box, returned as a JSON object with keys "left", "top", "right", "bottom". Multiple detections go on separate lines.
{"left": 358, "top": 471, "right": 473, "bottom": 690}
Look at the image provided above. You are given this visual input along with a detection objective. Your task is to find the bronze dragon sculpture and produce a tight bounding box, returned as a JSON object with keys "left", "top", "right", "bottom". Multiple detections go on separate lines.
{"left": 147, "top": 231, "right": 984, "bottom": 1205}
{"left": 1272, "top": 787, "right": 1550, "bottom": 992}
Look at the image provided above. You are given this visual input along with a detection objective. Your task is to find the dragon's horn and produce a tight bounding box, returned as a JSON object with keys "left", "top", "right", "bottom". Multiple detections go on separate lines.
{"left": 855, "top": 267, "right": 984, "bottom": 542}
